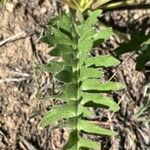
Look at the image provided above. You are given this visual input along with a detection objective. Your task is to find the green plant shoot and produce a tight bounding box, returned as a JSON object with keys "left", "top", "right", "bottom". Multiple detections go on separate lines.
{"left": 39, "top": 10, "right": 124, "bottom": 149}
{"left": 0, "top": 0, "right": 6, "bottom": 5}
{"left": 57, "top": 0, "right": 139, "bottom": 12}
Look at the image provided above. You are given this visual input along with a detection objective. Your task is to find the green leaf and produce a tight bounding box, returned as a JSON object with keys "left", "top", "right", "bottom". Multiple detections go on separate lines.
{"left": 78, "top": 34, "right": 93, "bottom": 52}
{"left": 84, "top": 10, "right": 102, "bottom": 28}
{"left": 77, "top": 11, "right": 84, "bottom": 23}
{"left": 56, "top": 13, "right": 72, "bottom": 32}
{"left": 79, "top": 120, "right": 116, "bottom": 136}
{"left": 63, "top": 129, "right": 100, "bottom": 150}
{"left": 39, "top": 10, "right": 123, "bottom": 149}
{"left": 79, "top": 66, "right": 104, "bottom": 80}
{"left": 78, "top": 104, "right": 95, "bottom": 117}
{"left": 55, "top": 69, "right": 73, "bottom": 83}
{"left": 51, "top": 92, "right": 66, "bottom": 101}
{"left": 93, "top": 27, "right": 112, "bottom": 47}
{"left": 63, "top": 129, "right": 78, "bottom": 150}
{"left": 47, "top": 16, "right": 59, "bottom": 27}
{"left": 40, "top": 34, "right": 55, "bottom": 46}
{"left": 49, "top": 44, "right": 74, "bottom": 56}
{"left": 79, "top": 137, "right": 100, "bottom": 150}
{"left": 51, "top": 91, "right": 74, "bottom": 102}
{"left": 81, "top": 79, "right": 124, "bottom": 91}
{"left": 52, "top": 27, "right": 76, "bottom": 46}
{"left": 65, "top": 117, "right": 78, "bottom": 129}
{"left": 93, "top": 28, "right": 112, "bottom": 41}
{"left": 74, "top": 24, "right": 90, "bottom": 38}
{"left": 81, "top": 92, "right": 120, "bottom": 112}
{"left": 49, "top": 47, "right": 61, "bottom": 56}
{"left": 62, "top": 83, "right": 78, "bottom": 100}
{"left": 0, "top": 0, "right": 7, "bottom": 5}
{"left": 62, "top": 53, "right": 78, "bottom": 67}
{"left": 36, "top": 61, "right": 63, "bottom": 73}
{"left": 76, "top": 10, "right": 101, "bottom": 37}
{"left": 39, "top": 101, "right": 77, "bottom": 127}
{"left": 85, "top": 55, "right": 120, "bottom": 67}
{"left": 75, "top": 23, "right": 96, "bottom": 39}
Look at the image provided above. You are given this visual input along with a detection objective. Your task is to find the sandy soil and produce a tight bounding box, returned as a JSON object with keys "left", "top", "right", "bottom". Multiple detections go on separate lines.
{"left": 0, "top": 0, "right": 66, "bottom": 149}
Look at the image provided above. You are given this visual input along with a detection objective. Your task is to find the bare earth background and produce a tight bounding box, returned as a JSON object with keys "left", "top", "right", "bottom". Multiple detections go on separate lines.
{"left": 0, "top": 0, "right": 150, "bottom": 150}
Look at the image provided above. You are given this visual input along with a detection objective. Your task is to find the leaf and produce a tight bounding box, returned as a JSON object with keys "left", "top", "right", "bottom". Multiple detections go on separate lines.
{"left": 62, "top": 83, "right": 78, "bottom": 100}
{"left": 79, "top": 66, "right": 104, "bottom": 80}
{"left": 81, "top": 79, "right": 124, "bottom": 92}
{"left": 92, "top": 27, "right": 112, "bottom": 47}
{"left": 75, "top": 23, "right": 96, "bottom": 39}
{"left": 49, "top": 47, "right": 61, "bottom": 56}
{"left": 52, "top": 83, "right": 79, "bottom": 102}
{"left": 76, "top": 27, "right": 95, "bottom": 52}
{"left": 85, "top": 55, "right": 120, "bottom": 67}
{"left": 63, "top": 129, "right": 78, "bottom": 150}
{"left": 78, "top": 34, "right": 94, "bottom": 53}
{"left": 47, "top": 16, "right": 59, "bottom": 27}
{"left": 51, "top": 91, "right": 73, "bottom": 102}
{"left": 84, "top": 10, "right": 102, "bottom": 28}
{"left": 63, "top": 127, "right": 100, "bottom": 150}
{"left": 52, "top": 27, "right": 76, "bottom": 46}
{"left": 40, "top": 34, "right": 55, "bottom": 46}
{"left": 62, "top": 53, "right": 78, "bottom": 67}
{"left": 49, "top": 44, "right": 74, "bottom": 56}
{"left": 81, "top": 92, "right": 120, "bottom": 112}
{"left": 76, "top": 11, "right": 84, "bottom": 23}
{"left": 93, "top": 28, "right": 112, "bottom": 41}
{"left": 76, "top": 10, "right": 102, "bottom": 37}
{"left": 39, "top": 101, "right": 77, "bottom": 127}
{"left": 56, "top": 13, "right": 72, "bottom": 32}
{"left": 79, "top": 119, "right": 116, "bottom": 136}
{"left": 51, "top": 92, "right": 66, "bottom": 101}
{"left": 39, "top": 10, "right": 123, "bottom": 149}
{"left": 55, "top": 69, "right": 74, "bottom": 83}
{"left": 65, "top": 117, "right": 78, "bottom": 129}
{"left": 92, "top": 28, "right": 112, "bottom": 47}
{"left": 79, "top": 137, "right": 100, "bottom": 150}
{"left": 36, "top": 61, "right": 63, "bottom": 73}
{"left": 78, "top": 104, "right": 95, "bottom": 117}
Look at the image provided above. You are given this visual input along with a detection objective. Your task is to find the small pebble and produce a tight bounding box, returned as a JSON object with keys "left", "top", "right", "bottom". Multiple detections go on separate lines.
{"left": 40, "top": 7, "right": 47, "bottom": 14}
{"left": 6, "top": 3, "right": 14, "bottom": 12}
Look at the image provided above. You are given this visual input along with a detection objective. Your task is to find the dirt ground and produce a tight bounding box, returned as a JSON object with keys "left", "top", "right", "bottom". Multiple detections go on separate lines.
{"left": 0, "top": 0, "right": 150, "bottom": 150}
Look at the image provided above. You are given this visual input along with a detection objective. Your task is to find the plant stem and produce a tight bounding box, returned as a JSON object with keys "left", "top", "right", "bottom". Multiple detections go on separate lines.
{"left": 92, "top": 0, "right": 146, "bottom": 10}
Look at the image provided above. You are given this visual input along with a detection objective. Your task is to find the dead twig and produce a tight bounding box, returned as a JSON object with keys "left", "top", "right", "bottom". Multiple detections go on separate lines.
{"left": 9, "top": 71, "right": 30, "bottom": 77}
{"left": 0, "top": 77, "right": 28, "bottom": 84}
{"left": 20, "top": 136, "right": 38, "bottom": 150}
{"left": 0, "top": 31, "right": 27, "bottom": 47}
{"left": 106, "top": 71, "right": 117, "bottom": 83}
